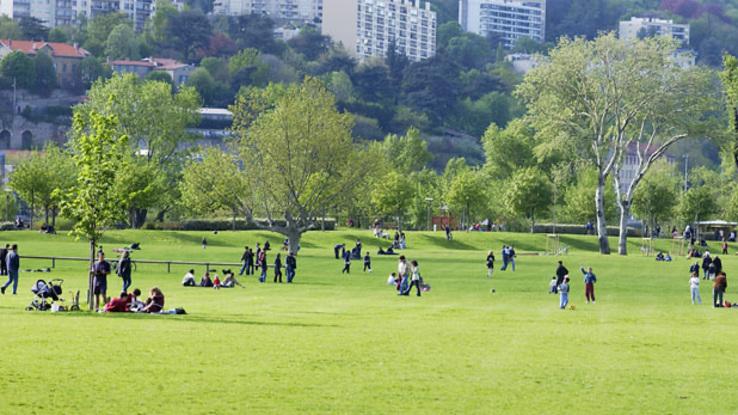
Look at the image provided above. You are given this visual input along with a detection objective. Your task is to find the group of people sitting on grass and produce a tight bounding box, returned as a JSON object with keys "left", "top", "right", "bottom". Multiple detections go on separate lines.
{"left": 386, "top": 256, "right": 430, "bottom": 297}
{"left": 103, "top": 287, "right": 184, "bottom": 314}
{"left": 182, "top": 269, "right": 245, "bottom": 288}
{"left": 655, "top": 251, "right": 673, "bottom": 262}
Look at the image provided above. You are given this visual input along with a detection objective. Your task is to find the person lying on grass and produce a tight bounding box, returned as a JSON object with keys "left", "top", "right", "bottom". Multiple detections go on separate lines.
{"left": 104, "top": 292, "right": 129, "bottom": 312}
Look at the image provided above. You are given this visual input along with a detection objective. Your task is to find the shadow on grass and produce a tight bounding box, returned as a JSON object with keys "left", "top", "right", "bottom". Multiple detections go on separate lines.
{"left": 415, "top": 234, "right": 477, "bottom": 251}
{"left": 34, "top": 310, "right": 336, "bottom": 328}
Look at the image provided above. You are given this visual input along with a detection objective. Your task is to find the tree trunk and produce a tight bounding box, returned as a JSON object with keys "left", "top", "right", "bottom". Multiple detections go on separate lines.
{"left": 232, "top": 213, "right": 236, "bottom": 231}
{"left": 287, "top": 227, "right": 301, "bottom": 255}
{"left": 130, "top": 208, "right": 148, "bottom": 229}
{"left": 44, "top": 207, "right": 49, "bottom": 226}
{"left": 595, "top": 175, "right": 611, "bottom": 254}
{"left": 617, "top": 201, "right": 630, "bottom": 256}
{"left": 88, "top": 239, "right": 95, "bottom": 310}
{"left": 51, "top": 208, "right": 57, "bottom": 227}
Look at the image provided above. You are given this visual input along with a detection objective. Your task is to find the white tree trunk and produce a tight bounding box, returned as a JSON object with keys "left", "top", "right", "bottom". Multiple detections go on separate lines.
{"left": 617, "top": 201, "right": 630, "bottom": 256}
{"left": 595, "top": 175, "right": 611, "bottom": 254}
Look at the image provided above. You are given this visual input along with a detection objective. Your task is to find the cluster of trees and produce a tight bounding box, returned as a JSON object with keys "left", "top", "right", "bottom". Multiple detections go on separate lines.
{"left": 4, "top": 34, "right": 737, "bottom": 258}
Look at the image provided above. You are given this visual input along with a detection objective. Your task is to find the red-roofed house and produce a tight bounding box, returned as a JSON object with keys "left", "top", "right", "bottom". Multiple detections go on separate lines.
{"left": 0, "top": 40, "right": 90, "bottom": 85}
{"left": 110, "top": 57, "right": 194, "bottom": 86}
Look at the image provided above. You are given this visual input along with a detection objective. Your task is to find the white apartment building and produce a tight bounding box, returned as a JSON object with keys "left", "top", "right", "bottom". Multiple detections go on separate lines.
{"left": 213, "top": 0, "right": 322, "bottom": 24}
{"left": 618, "top": 17, "right": 689, "bottom": 46}
{"left": 459, "top": 0, "right": 545, "bottom": 49}
{"left": 322, "top": 0, "right": 437, "bottom": 62}
{"left": 0, "top": 0, "right": 152, "bottom": 30}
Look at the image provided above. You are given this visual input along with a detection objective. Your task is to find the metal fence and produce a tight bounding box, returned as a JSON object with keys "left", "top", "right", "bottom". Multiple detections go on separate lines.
{"left": 24, "top": 256, "right": 241, "bottom": 273}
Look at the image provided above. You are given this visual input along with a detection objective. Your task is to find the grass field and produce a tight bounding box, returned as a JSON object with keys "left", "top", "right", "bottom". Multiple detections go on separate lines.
{"left": 0, "top": 229, "right": 737, "bottom": 414}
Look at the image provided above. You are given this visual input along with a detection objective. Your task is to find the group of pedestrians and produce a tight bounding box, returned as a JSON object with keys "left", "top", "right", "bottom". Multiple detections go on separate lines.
{"left": 391, "top": 256, "right": 423, "bottom": 297}
{"left": 500, "top": 246, "right": 516, "bottom": 271}
{"left": 239, "top": 243, "right": 297, "bottom": 284}
{"left": 548, "top": 261, "right": 597, "bottom": 309}
{"left": 0, "top": 244, "right": 20, "bottom": 295}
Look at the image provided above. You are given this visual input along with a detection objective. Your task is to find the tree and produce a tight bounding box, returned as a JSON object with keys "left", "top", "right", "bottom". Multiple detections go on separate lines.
{"left": 145, "top": 70, "right": 173, "bottom": 88}
{"left": 18, "top": 17, "right": 48, "bottom": 41}
{"left": 58, "top": 111, "right": 129, "bottom": 309}
{"left": 288, "top": 26, "right": 330, "bottom": 61}
{"left": 561, "top": 165, "right": 617, "bottom": 225}
{"left": 381, "top": 128, "right": 433, "bottom": 174}
{"left": 223, "top": 14, "right": 281, "bottom": 54}
{"left": 186, "top": 67, "right": 217, "bottom": 104}
{"left": 228, "top": 48, "right": 269, "bottom": 89}
{"left": 481, "top": 120, "right": 536, "bottom": 181}
{"left": 446, "top": 170, "right": 487, "bottom": 229}
{"left": 678, "top": 186, "right": 718, "bottom": 225}
{"left": 721, "top": 54, "right": 738, "bottom": 170}
{"left": 72, "top": 56, "right": 110, "bottom": 93}
{"left": 0, "top": 16, "right": 21, "bottom": 39}
{"left": 631, "top": 163, "right": 680, "bottom": 232}
{"left": 75, "top": 74, "right": 200, "bottom": 226}
{"left": 371, "top": 170, "right": 416, "bottom": 230}
{"left": 180, "top": 147, "right": 252, "bottom": 229}
{"left": 401, "top": 56, "right": 461, "bottom": 126}
{"left": 165, "top": 9, "right": 212, "bottom": 62}
{"left": 105, "top": 24, "right": 140, "bottom": 60}
{"left": 85, "top": 13, "right": 131, "bottom": 56}
{"left": 32, "top": 52, "right": 57, "bottom": 96}
{"left": 9, "top": 144, "right": 75, "bottom": 227}
{"left": 0, "top": 51, "right": 35, "bottom": 89}
{"left": 505, "top": 167, "right": 553, "bottom": 231}
{"left": 233, "top": 77, "right": 365, "bottom": 253}
{"left": 518, "top": 33, "right": 720, "bottom": 255}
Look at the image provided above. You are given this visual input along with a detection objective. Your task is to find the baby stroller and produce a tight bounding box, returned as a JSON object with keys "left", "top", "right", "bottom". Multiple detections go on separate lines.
{"left": 26, "top": 279, "right": 64, "bottom": 311}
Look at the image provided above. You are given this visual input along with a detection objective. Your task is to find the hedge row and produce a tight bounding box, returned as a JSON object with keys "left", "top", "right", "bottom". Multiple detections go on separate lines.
{"left": 531, "top": 223, "right": 642, "bottom": 237}
{"left": 145, "top": 218, "right": 336, "bottom": 231}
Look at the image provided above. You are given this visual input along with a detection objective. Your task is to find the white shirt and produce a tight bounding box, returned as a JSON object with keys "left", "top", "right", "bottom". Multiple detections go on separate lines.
{"left": 411, "top": 265, "right": 420, "bottom": 281}
{"left": 398, "top": 261, "right": 408, "bottom": 277}
{"left": 182, "top": 272, "right": 195, "bottom": 284}
{"left": 690, "top": 277, "right": 700, "bottom": 289}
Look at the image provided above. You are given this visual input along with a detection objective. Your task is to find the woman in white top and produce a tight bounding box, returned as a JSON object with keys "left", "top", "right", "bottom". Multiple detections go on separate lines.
{"left": 689, "top": 272, "right": 701, "bottom": 305}
{"left": 407, "top": 260, "right": 422, "bottom": 297}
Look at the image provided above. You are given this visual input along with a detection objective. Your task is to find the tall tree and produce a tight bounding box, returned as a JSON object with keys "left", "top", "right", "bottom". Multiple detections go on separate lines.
{"left": 721, "top": 54, "right": 738, "bottom": 170}
{"left": 381, "top": 128, "right": 432, "bottom": 174}
{"left": 446, "top": 170, "right": 488, "bottom": 229}
{"left": 631, "top": 163, "right": 680, "bottom": 233}
{"left": 0, "top": 51, "right": 35, "bottom": 89}
{"left": 505, "top": 167, "right": 553, "bottom": 232}
{"left": 33, "top": 51, "right": 57, "bottom": 96}
{"left": 58, "top": 112, "right": 129, "bottom": 309}
{"left": 517, "top": 34, "right": 720, "bottom": 254}
{"left": 9, "top": 144, "right": 75, "bottom": 228}
{"left": 165, "top": 9, "right": 212, "bottom": 62}
{"left": 371, "top": 170, "right": 416, "bottom": 230}
{"left": 75, "top": 74, "right": 200, "bottom": 226}
{"left": 233, "top": 77, "right": 365, "bottom": 252}
{"left": 105, "top": 24, "right": 140, "bottom": 60}
{"left": 180, "top": 147, "right": 252, "bottom": 229}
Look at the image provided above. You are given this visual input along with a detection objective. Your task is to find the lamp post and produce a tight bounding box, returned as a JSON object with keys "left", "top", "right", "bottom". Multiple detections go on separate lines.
{"left": 425, "top": 197, "right": 433, "bottom": 231}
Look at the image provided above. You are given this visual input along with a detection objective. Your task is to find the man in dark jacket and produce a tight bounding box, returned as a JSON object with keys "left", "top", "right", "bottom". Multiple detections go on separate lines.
{"left": 116, "top": 251, "right": 132, "bottom": 292}
{"left": 1, "top": 244, "right": 19, "bottom": 295}
{"left": 0, "top": 244, "right": 8, "bottom": 276}
{"left": 239, "top": 246, "right": 250, "bottom": 276}
{"left": 713, "top": 256, "right": 723, "bottom": 275}
{"left": 555, "top": 261, "right": 569, "bottom": 290}
{"left": 286, "top": 252, "right": 297, "bottom": 283}
{"left": 713, "top": 272, "right": 728, "bottom": 308}
{"left": 702, "top": 254, "right": 713, "bottom": 280}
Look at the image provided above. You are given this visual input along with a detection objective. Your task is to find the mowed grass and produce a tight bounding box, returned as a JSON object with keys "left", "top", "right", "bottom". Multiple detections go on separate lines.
{"left": 0, "top": 229, "right": 737, "bottom": 414}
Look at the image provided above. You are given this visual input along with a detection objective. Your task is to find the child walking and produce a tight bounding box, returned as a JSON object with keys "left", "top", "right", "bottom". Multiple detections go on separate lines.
{"left": 559, "top": 277, "right": 570, "bottom": 309}
{"left": 342, "top": 251, "right": 351, "bottom": 274}
{"left": 549, "top": 277, "right": 558, "bottom": 294}
{"left": 363, "top": 253, "right": 372, "bottom": 272}
{"left": 689, "top": 272, "right": 701, "bottom": 305}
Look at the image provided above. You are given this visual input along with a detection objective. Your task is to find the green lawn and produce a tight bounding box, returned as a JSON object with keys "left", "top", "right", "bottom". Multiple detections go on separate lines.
{"left": 0, "top": 229, "right": 737, "bottom": 414}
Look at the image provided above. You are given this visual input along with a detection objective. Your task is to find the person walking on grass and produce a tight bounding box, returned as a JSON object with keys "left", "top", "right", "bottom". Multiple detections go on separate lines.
{"left": 581, "top": 266, "right": 597, "bottom": 304}
{"left": 508, "top": 246, "right": 517, "bottom": 271}
{"left": 555, "top": 261, "right": 569, "bottom": 293}
{"left": 258, "top": 250, "right": 268, "bottom": 283}
{"left": 286, "top": 252, "right": 297, "bottom": 283}
{"left": 713, "top": 271, "right": 727, "bottom": 308}
{"left": 116, "top": 250, "right": 132, "bottom": 292}
{"left": 92, "top": 251, "right": 110, "bottom": 310}
{"left": 702, "top": 253, "right": 713, "bottom": 280}
{"left": 201, "top": 238, "right": 207, "bottom": 249}
{"left": 558, "top": 277, "right": 570, "bottom": 309}
{"left": 342, "top": 250, "right": 351, "bottom": 274}
{"left": 486, "top": 250, "right": 495, "bottom": 278}
{"left": 500, "top": 246, "right": 509, "bottom": 271}
{"left": 689, "top": 272, "right": 701, "bottom": 305}
{"left": 1, "top": 244, "right": 19, "bottom": 295}
{"left": 363, "top": 252, "right": 372, "bottom": 272}
{"left": 397, "top": 256, "right": 409, "bottom": 295}
{"left": 273, "top": 253, "right": 283, "bottom": 283}
{"left": 239, "top": 246, "right": 250, "bottom": 276}
{"left": 406, "top": 260, "right": 422, "bottom": 297}
{"left": 0, "top": 244, "right": 9, "bottom": 276}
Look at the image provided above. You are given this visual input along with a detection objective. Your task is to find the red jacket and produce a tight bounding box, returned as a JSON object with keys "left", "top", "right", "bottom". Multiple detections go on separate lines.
{"left": 104, "top": 297, "right": 129, "bottom": 312}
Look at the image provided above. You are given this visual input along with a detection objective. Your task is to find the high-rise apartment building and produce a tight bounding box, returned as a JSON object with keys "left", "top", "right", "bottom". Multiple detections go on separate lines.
{"left": 322, "top": 0, "right": 437, "bottom": 62}
{"left": 0, "top": 0, "right": 152, "bottom": 30}
{"left": 213, "top": 0, "right": 322, "bottom": 24}
{"left": 618, "top": 17, "right": 689, "bottom": 46}
{"left": 458, "top": 0, "right": 545, "bottom": 48}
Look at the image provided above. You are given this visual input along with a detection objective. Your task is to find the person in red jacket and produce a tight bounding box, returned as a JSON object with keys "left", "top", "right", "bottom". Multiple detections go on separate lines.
{"left": 104, "top": 292, "right": 130, "bottom": 312}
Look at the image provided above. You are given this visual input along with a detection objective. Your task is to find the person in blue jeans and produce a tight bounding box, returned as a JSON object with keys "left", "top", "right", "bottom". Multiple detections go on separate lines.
{"left": 286, "top": 252, "right": 297, "bottom": 283}
{"left": 116, "top": 250, "right": 132, "bottom": 292}
{"left": 558, "top": 277, "right": 570, "bottom": 309}
{"left": 1, "top": 244, "right": 19, "bottom": 295}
